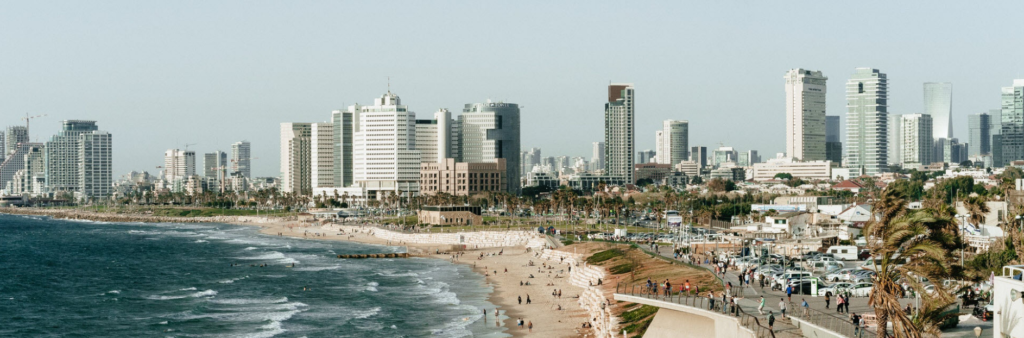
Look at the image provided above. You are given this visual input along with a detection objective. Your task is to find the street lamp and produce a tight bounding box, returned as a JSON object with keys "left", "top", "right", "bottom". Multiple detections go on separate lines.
{"left": 955, "top": 213, "right": 971, "bottom": 265}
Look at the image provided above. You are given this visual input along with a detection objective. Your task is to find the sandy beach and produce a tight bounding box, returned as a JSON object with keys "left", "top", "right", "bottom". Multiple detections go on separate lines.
{"left": 249, "top": 220, "right": 594, "bottom": 337}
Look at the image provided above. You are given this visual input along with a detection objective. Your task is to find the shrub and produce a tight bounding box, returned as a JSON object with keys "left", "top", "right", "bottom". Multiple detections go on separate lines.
{"left": 587, "top": 249, "right": 624, "bottom": 264}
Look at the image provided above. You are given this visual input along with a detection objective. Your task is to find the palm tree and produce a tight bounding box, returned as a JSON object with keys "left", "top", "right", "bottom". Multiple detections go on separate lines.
{"left": 963, "top": 196, "right": 990, "bottom": 228}
{"left": 864, "top": 188, "right": 961, "bottom": 338}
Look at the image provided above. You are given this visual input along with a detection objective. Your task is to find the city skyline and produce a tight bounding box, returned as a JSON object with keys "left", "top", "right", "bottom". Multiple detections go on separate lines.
{"left": 4, "top": 2, "right": 1024, "bottom": 177}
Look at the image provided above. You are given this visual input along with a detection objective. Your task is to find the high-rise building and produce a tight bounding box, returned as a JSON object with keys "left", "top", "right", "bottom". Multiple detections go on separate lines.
{"left": 231, "top": 141, "right": 251, "bottom": 178}
{"left": 353, "top": 92, "right": 420, "bottom": 198}
{"left": 713, "top": 146, "right": 738, "bottom": 166}
{"left": 901, "top": 114, "right": 933, "bottom": 167}
{"left": 280, "top": 122, "right": 312, "bottom": 195}
{"left": 45, "top": 121, "right": 112, "bottom": 198}
{"left": 888, "top": 114, "right": 902, "bottom": 167}
{"left": 637, "top": 150, "right": 656, "bottom": 165}
{"left": 311, "top": 122, "right": 334, "bottom": 189}
{"left": 658, "top": 120, "right": 689, "bottom": 165}
{"left": 968, "top": 113, "right": 992, "bottom": 157}
{"left": 604, "top": 83, "right": 635, "bottom": 184}
{"left": 0, "top": 130, "right": 5, "bottom": 162}
{"left": 5, "top": 126, "right": 28, "bottom": 158}
{"left": 690, "top": 146, "right": 708, "bottom": 169}
{"left": 415, "top": 109, "right": 458, "bottom": 165}
{"left": 825, "top": 115, "right": 843, "bottom": 164}
{"left": 846, "top": 68, "right": 889, "bottom": 176}
{"left": 654, "top": 130, "right": 664, "bottom": 164}
{"left": 747, "top": 150, "right": 760, "bottom": 165}
{"left": 331, "top": 109, "right": 355, "bottom": 188}
{"left": 1000, "top": 80, "right": 1024, "bottom": 167}
{"left": 591, "top": 142, "right": 605, "bottom": 170}
{"left": 924, "top": 82, "right": 953, "bottom": 140}
{"left": 461, "top": 100, "right": 520, "bottom": 194}
{"left": 164, "top": 149, "right": 196, "bottom": 185}
{"left": 784, "top": 69, "right": 827, "bottom": 161}
{"left": 204, "top": 151, "right": 228, "bottom": 182}
{"left": 522, "top": 147, "right": 541, "bottom": 174}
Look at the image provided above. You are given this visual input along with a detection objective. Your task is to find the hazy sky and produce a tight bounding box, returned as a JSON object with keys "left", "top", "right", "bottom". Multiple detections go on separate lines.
{"left": 3, "top": 1, "right": 1023, "bottom": 178}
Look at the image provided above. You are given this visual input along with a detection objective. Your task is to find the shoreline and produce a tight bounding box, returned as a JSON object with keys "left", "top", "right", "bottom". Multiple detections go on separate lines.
{"left": 0, "top": 208, "right": 594, "bottom": 338}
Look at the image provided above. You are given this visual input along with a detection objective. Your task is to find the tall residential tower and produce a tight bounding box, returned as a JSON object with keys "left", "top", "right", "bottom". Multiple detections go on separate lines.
{"left": 604, "top": 83, "right": 635, "bottom": 184}
{"left": 784, "top": 69, "right": 827, "bottom": 161}
{"left": 846, "top": 68, "right": 889, "bottom": 175}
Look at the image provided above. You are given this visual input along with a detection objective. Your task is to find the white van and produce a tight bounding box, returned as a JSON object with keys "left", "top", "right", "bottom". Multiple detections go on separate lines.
{"left": 826, "top": 245, "right": 859, "bottom": 260}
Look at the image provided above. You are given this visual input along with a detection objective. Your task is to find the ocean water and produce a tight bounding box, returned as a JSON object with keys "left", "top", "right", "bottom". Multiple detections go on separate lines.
{"left": 0, "top": 214, "right": 510, "bottom": 337}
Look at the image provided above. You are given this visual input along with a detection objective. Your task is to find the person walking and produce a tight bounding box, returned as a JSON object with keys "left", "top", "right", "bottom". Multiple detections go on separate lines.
{"left": 786, "top": 285, "right": 793, "bottom": 302}
{"left": 758, "top": 296, "right": 766, "bottom": 315}
{"left": 845, "top": 294, "right": 851, "bottom": 313}
{"left": 837, "top": 294, "right": 844, "bottom": 313}
{"left": 526, "top": 295, "right": 531, "bottom": 305}
{"left": 528, "top": 320, "right": 533, "bottom": 333}
{"left": 779, "top": 298, "right": 787, "bottom": 318}
{"left": 851, "top": 313, "right": 861, "bottom": 336}
{"left": 518, "top": 295, "right": 522, "bottom": 305}
{"left": 802, "top": 298, "right": 809, "bottom": 317}
{"left": 767, "top": 311, "right": 776, "bottom": 330}
{"left": 825, "top": 291, "right": 832, "bottom": 309}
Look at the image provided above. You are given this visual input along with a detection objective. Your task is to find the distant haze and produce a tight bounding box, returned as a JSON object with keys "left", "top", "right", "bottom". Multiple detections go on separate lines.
{"left": 2, "top": 1, "right": 1022, "bottom": 177}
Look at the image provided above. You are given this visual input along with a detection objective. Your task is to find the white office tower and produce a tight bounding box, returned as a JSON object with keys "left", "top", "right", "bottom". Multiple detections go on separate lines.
{"left": 924, "top": 82, "right": 953, "bottom": 140}
{"left": 5, "top": 126, "right": 28, "bottom": 158}
{"left": 1000, "top": 80, "right": 1024, "bottom": 166}
{"left": 784, "top": 69, "right": 827, "bottom": 161}
{"left": 310, "top": 122, "right": 334, "bottom": 188}
{"left": 901, "top": 114, "right": 933, "bottom": 168}
{"left": 604, "top": 83, "right": 635, "bottom": 184}
{"left": 461, "top": 100, "right": 521, "bottom": 194}
{"left": 204, "top": 151, "right": 228, "bottom": 190}
{"left": 0, "top": 130, "right": 4, "bottom": 162}
{"left": 280, "top": 123, "right": 312, "bottom": 195}
{"left": 888, "top": 114, "right": 902, "bottom": 166}
{"left": 522, "top": 147, "right": 541, "bottom": 176}
{"left": 354, "top": 92, "right": 420, "bottom": 198}
{"left": 591, "top": 142, "right": 605, "bottom": 171}
{"left": 415, "top": 109, "right": 456, "bottom": 164}
{"left": 846, "top": 68, "right": 889, "bottom": 176}
{"left": 0, "top": 142, "right": 45, "bottom": 195}
{"left": 164, "top": 149, "right": 196, "bottom": 190}
{"left": 657, "top": 120, "right": 689, "bottom": 165}
{"left": 45, "top": 121, "right": 113, "bottom": 198}
{"left": 231, "top": 141, "right": 251, "bottom": 178}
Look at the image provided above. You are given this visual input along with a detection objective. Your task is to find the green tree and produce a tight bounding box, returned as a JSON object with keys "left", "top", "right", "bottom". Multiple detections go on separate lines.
{"left": 773, "top": 173, "right": 793, "bottom": 180}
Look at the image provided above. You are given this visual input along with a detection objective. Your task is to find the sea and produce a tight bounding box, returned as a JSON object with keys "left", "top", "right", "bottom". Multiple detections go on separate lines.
{"left": 0, "top": 213, "right": 510, "bottom": 337}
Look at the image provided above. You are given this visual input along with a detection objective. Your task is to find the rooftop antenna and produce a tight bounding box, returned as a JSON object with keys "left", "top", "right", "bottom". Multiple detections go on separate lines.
{"left": 387, "top": 76, "right": 391, "bottom": 93}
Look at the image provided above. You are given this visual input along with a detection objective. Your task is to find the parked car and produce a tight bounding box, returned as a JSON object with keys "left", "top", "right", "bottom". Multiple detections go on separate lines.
{"left": 850, "top": 282, "right": 874, "bottom": 297}
{"left": 850, "top": 270, "right": 877, "bottom": 283}
{"left": 826, "top": 268, "right": 858, "bottom": 282}
{"left": 817, "top": 282, "right": 855, "bottom": 296}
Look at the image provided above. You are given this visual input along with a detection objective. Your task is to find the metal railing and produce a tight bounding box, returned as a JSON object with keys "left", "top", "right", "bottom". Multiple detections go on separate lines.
{"left": 790, "top": 305, "right": 873, "bottom": 338}
{"left": 616, "top": 283, "right": 776, "bottom": 338}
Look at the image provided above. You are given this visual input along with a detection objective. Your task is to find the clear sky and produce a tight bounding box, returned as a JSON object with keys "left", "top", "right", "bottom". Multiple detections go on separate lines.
{"left": 2, "top": 1, "right": 1023, "bottom": 178}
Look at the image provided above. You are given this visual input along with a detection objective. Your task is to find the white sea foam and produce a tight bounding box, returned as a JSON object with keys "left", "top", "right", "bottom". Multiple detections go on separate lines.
{"left": 241, "top": 252, "right": 285, "bottom": 260}
{"left": 352, "top": 307, "right": 380, "bottom": 319}
{"left": 194, "top": 239, "right": 208, "bottom": 243}
{"left": 211, "top": 297, "right": 288, "bottom": 305}
{"left": 180, "top": 287, "right": 197, "bottom": 291}
{"left": 107, "top": 290, "right": 120, "bottom": 294}
{"left": 219, "top": 276, "right": 248, "bottom": 284}
{"left": 146, "top": 289, "right": 217, "bottom": 300}
{"left": 244, "top": 247, "right": 258, "bottom": 251}
{"left": 294, "top": 265, "right": 339, "bottom": 272}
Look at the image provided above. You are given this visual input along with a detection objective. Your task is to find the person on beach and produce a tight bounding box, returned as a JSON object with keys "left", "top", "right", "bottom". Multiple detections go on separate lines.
{"left": 518, "top": 296, "right": 522, "bottom": 304}
{"left": 528, "top": 320, "right": 533, "bottom": 332}
{"left": 527, "top": 295, "right": 531, "bottom": 304}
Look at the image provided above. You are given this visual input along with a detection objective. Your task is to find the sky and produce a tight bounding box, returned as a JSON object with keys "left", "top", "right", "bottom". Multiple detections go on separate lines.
{"left": 2, "top": 1, "right": 1024, "bottom": 178}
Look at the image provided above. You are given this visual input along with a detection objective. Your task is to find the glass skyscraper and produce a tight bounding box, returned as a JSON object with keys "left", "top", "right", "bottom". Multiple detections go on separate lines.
{"left": 1000, "top": 80, "right": 1024, "bottom": 167}
{"left": 924, "top": 82, "right": 953, "bottom": 140}
{"left": 845, "top": 68, "right": 888, "bottom": 175}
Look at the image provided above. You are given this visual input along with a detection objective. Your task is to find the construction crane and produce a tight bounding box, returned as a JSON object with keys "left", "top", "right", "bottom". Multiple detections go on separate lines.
{"left": 184, "top": 143, "right": 198, "bottom": 151}
{"left": 22, "top": 113, "right": 47, "bottom": 136}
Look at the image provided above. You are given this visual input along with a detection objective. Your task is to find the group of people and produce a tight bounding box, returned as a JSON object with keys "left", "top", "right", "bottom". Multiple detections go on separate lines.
{"left": 823, "top": 291, "right": 852, "bottom": 314}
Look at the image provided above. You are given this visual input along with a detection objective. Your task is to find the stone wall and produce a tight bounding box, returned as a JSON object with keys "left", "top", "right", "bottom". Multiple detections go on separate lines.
{"left": 541, "top": 249, "right": 618, "bottom": 338}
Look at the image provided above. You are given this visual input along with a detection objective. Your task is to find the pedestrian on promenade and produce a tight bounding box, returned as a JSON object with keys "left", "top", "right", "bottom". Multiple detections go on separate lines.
{"left": 844, "top": 295, "right": 851, "bottom": 313}
{"left": 767, "top": 311, "right": 776, "bottom": 330}
{"left": 837, "top": 294, "right": 845, "bottom": 313}
{"left": 758, "top": 296, "right": 766, "bottom": 314}
{"left": 684, "top": 280, "right": 691, "bottom": 294}
{"left": 802, "top": 298, "right": 809, "bottom": 317}
{"left": 786, "top": 285, "right": 793, "bottom": 302}
{"left": 852, "top": 313, "right": 861, "bottom": 336}
{"left": 709, "top": 291, "right": 716, "bottom": 310}
{"left": 779, "top": 298, "right": 787, "bottom": 318}
{"left": 825, "top": 291, "right": 832, "bottom": 309}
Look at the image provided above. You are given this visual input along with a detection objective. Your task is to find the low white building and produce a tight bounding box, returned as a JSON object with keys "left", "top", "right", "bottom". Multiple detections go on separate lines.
{"left": 751, "top": 158, "right": 833, "bottom": 181}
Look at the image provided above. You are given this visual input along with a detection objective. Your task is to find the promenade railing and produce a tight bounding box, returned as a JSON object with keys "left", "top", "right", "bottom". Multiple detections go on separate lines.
{"left": 787, "top": 301, "right": 873, "bottom": 338}
{"left": 616, "top": 283, "right": 776, "bottom": 338}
